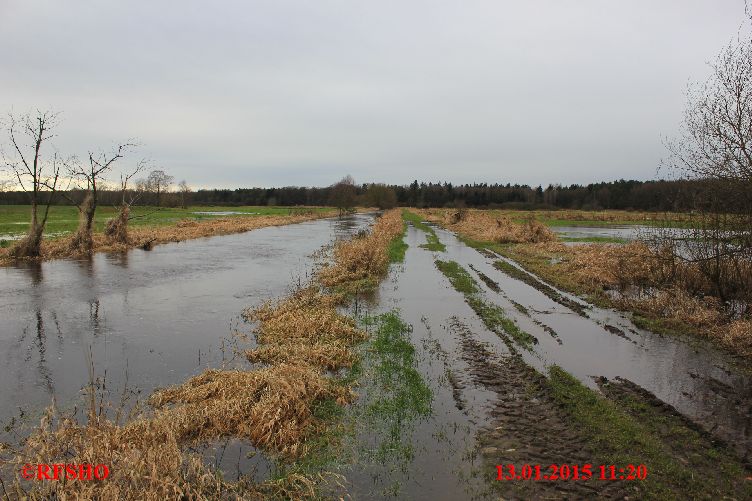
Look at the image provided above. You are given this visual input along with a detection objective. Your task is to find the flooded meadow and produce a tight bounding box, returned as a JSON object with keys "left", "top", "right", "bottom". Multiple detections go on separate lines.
{"left": 1, "top": 211, "right": 750, "bottom": 499}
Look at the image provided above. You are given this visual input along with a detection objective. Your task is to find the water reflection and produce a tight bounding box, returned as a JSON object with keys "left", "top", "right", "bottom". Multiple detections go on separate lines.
{"left": 0, "top": 215, "right": 375, "bottom": 438}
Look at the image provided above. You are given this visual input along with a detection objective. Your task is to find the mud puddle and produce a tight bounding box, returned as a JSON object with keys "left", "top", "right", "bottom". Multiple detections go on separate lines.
{"left": 431, "top": 225, "right": 752, "bottom": 460}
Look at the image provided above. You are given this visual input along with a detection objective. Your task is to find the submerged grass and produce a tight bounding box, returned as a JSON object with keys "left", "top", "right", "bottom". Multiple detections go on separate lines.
{"left": 435, "top": 259, "right": 536, "bottom": 350}
{"left": 402, "top": 210, "right": 446, "bottom": 252}
{"left": 435, "top": 260, "right": 480, "bottom": 295}
{"left": 466, "top": 296, "right": 537, "bottom": 349}
{"left": 363, "top": 312, "right": 433, "bottom": 461}
{"left": 388, "top": 217, "right": 409, "bottom": 263}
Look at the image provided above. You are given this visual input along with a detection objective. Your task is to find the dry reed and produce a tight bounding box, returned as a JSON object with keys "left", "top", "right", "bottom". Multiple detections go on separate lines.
{"left": 317, "top": 209, "right": 406, "bottom": 290}
{"left": 416, "top": 208, "right": 556, "bottom": 244}
{"left": 146, "top": 364, "right": 354, "bottom": 456}
{"left": 423, "top": 209, "right": 752, "bottom": 358}
{"left": 244, "top": 288, "right": 366, "bottom": 371}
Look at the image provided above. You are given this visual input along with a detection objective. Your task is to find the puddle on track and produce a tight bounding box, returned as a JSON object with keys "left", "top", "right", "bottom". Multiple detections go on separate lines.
{"left": 341, "top": 225, "right": 507, "bottom": 500}
{"left": 0, "top": 214, "right": 374, "bottom": 435}
{"left": 430, "top": 225, "right": 752, "bottom": 460}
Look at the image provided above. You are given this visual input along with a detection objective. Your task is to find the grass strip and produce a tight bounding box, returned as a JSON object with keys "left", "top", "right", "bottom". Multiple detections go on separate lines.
{"left": 435, "top": 259, "right": 536, "bottom": 350}
{"left": 435, "top": 259, "right": 480, "bottom": 294}
{"left": 547, "top": 366, "right": 752, "bottom": 500}
{"left": 388, "top": 217, "right": 409, "bottom": 263}
{"left": 402, "top": 210, "right": 446, "bottom": 252}
{"left": 493, "top": 259, "right": 590, "bottom": 317}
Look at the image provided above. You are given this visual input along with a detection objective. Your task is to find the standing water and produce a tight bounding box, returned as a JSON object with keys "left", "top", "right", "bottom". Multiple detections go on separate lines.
{"left": 0, "top": 214, "right": 374, "bottom": 434}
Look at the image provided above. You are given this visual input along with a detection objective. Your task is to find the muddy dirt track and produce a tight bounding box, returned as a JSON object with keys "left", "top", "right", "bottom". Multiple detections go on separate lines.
{"left": 346, "top": 220, "right": 751, "bottom": 500}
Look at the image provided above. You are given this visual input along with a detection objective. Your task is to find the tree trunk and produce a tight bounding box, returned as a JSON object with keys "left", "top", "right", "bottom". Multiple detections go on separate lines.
{"left": 69, "top": 193, "right": 96, "bottom": 254}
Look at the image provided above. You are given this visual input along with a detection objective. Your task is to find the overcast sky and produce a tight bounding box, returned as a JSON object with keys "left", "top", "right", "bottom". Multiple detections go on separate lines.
{"left": 1, "top": 1, "right": 748, "bottom": 188}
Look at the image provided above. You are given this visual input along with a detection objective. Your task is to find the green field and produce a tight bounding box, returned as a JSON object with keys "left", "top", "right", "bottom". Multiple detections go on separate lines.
{"left": 0, "top": 205, "right": 331, "bottom": 242}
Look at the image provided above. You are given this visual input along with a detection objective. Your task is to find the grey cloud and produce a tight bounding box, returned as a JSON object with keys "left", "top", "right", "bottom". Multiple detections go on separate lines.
{"left": 1, "top": 0, "right": 747, "bottom": 188}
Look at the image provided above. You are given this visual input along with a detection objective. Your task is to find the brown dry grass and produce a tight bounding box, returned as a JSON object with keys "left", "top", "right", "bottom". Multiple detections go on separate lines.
{"left": 0, "top": 211, "right": 335, "bottom": 264}
{"left": 317, "top": 209, "right": 413, "bottom": 291}
{"left": 146, "top": 364, "right": 354, "bottom": 456}
{"left": 422, "top": 209, "right": 752, "bottom": 358}
{"left": 518, "top": 242, "right": 752, "bottom": 357}
{"left": 2, "top": 363, "right": 347, "bottom": 499}
{"left": 244, "top": 288, "right": 367, "bottom": 371}
{"left": 416, "top": 208, "right": 556, "bottom": 244}
{"left": 4, "top": 408, "right": 243, "bottom": 500}
{"left": 3, "top": 209, "right": 405, "bottom": 499}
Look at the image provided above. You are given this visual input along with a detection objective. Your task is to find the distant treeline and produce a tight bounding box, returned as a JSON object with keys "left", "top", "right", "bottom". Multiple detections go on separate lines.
{"left": 0, "top": 179, "right": 726, "bottom": 212}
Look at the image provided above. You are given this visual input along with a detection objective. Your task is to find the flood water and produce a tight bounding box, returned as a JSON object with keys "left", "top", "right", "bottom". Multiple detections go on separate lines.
{"left": 2, "top": 214, "right": 749, "bottom": 496}
{"left": 551, "top": 224, "right": 694, "bottom": 242}
{"left": 430, "top": 225, "right": 752, "bottom": 459}
{"left": 338, "top": 222, "right": 751, "bottom": 498}
{"left": 343, "top": 224, "right": 506, "bottom": 500}
{"left": 0, "top": 214, "right": 374, "bottom": 434}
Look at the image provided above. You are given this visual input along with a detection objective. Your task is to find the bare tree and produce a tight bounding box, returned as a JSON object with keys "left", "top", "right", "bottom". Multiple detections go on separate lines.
{"left": 661, "top": 6, "right": 752, "bottom": 303}
{"left": 104, "top": 160, "right": 147, "bottom": 244}
{"left": 68, "top": 143, "right": 134, "bottom": 253}
{"left": 329, "top": 175, "right": 357, "bottom": 216}
{"left": 177, "top": 180, "right": 191, "bottom": 209}
{"left": 146, "top": 169, "right": 174, "bottom": 207}
{"left": 1, "top": 110, "right": 64, "bottom": 258}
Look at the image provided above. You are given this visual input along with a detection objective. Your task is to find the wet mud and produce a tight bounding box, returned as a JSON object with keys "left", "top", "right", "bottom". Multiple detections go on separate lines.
{"left": 451, "top": 317, "right": 633, "bottom": 500}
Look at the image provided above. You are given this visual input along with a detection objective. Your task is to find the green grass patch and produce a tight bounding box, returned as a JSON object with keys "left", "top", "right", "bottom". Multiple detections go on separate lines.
{"left": 0, "top": 204, "right": 334, "bottom": 238}
{"left": 281, "top": 310, "right": 433, "bottom": 498}
{"left": 466, "top": 296, "right": 537, "bottom": 349}
{"left": 435, "top": 260, "right": 480, "bottom": 295}
{"left": 402, "top": 210, "right": 446, "bottom": 252}
{"left": 547, "top": 366, "right": 751, "bottom": 500}
{"left": 388, "top": 219, "right": 409, "bottom": 263}
{"left": 355, "top": 311, "right": 433, "bottom": 492}
{"left": 366, "top": 312, "right": 433, "bottom": 422}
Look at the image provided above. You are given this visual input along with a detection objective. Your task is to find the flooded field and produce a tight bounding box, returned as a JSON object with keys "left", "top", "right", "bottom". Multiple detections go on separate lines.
{"left": 2, "top": 212, "right": 750, "bottom": 499}
{"left": 430, "top": 225, "right": 752, "bottom": 458}
{"left": 0, "top": 214, "right": 373, "bottom": 432}
{"left": 333, "top": 221, "right": 752, "bottom": 498}
{"left": 551, "top": 224, "right": 698, "bottom": 243}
